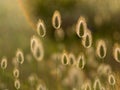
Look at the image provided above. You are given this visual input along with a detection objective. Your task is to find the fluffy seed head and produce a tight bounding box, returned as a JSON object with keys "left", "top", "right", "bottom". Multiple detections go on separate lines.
{"left": 100, "top": 86, "right": 105, "bottom": 90}
{"left": 84, "top": 82, "right": 91, "bottom": 90}
{"left": 61, "top": 51, "right": 69, "bottom": 65}
{"left": 13, "top": 68, "right": 19, "bottom": 79}
{"left": 52, "top": 10, "right": 61, "bottom": 29}
{"left": 93, "top": 78, "right": 102, "bottom": 90}
{"left": 37, "top": 19, "right": 46, "bottom": 37}
{"left": 14, "top": 79, "right": 20, "bottom": 90}
{"left": 96, "top": 39, "right": 107, "bottom": 59}
{"left": 97, "top": 64, "right": 112, "bottom": 76}
{"left": 113, "top": 43, "right": 120, "bottom": 63}
{"left": 76, "top": 16, "right": 87, "bottom": 38}
{"left": 30, "top": 35, "right": 38, "bottom": 53}
{"left": 77, "top": 53, "right": 86, "bottom": 69}
{"left": 68, "top": 53, "right": 76, "bottom": 66}
{"left": 1, "top": 57, "right": 7, "bottom": 70}
{"left": 28, "top": 73, "right": 38, "bottom": 86}
{"left": 16, "top": 49, "right": 24, "bottom": 64}
{"left": 30, "top": 36, "right": 44, "bottom": 62}
{"left": 82, "top": 29, "right": 92, "bottom": 48}
{"left": 36, "top": 83, "right": 47, "bottom": 90}
{"left": 108, "top": 74, "right": 116, "bottom": 86}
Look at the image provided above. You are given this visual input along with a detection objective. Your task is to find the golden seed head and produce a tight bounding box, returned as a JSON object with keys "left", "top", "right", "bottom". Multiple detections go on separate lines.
{"left": 36, "top": 83, "right": 47, "bottom": 90}
{"left": 30, "top": 35, "right": 38, "bottom": 53}
{"left": 100, "top": 86, "right": 105, "bottom": 90}
{"left": 93, "top": 78, "right": 102, "bottom": 90}
{"left": 76, "top": 16, "right": 87, "bottom": 38}
{"left": 68, "top": 53, "right": 76, "bottom": 66}
{"left": 96, "top": 39, "right": 107, "bottom": 59}
{"left": 28, "top": 73, "right": 38, "bottom": 86}
{"left": 14, "top": 79, "right": 20, "bottom": 90}
{"left": 113, "top": 43, "right": 120, "bottom": 63}
{"left": 82, "top": 29, "right": 92, "bottom": 48}
{"left": 30, "top": 36, "right": 44, "bottom": 62}
{"left": 16, "top": 49, "right": 24, "bottom": 64}
{"left": 97, "top": 64, "right": 112, "bottom": 76}
{"left": 37, "top": 19, "right": 46, "bottom": 37}
{"left": 76, "top": 53, "right": 86, "bottom": 69}
{"left": 1, "top": 57, "right": 7, "bottom": 70}
{"left": 85, "top": 82, "right": 91, "bottom": 90}
{"left": 61, "top": 52, "right": 69, "bottom": 65}
{"left": 108, "top": 74, "right": 116, "bottom": 86}
{"left": 52, "top": 10, "right": 61, "bottom": 29}
{"left": 13, "top": 68, "right": 19, "bottom": 79}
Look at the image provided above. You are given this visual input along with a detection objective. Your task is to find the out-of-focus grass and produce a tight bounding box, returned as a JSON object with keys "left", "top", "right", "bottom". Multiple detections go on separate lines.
{"left": 0, "top": 0, "right": 34, "bottom": 57}
{"left": 0, "top": 0, "right": 120, "bottom": 90}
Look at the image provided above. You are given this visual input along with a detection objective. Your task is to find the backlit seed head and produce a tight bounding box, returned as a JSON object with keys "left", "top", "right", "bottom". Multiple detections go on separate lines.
{"left": 16, "top": 49, "right": 24, "bottom": 64}
{"left": 61, "top": 51, "right": 69, "bottom": 65}
{"left": 97, "top": 64, "right": 112, "bottom": 76}
{"left": 28, "top": 73, "right": 38, "bottom": 86}
{"left": 52, "top": 10, "right": 61, "bottom": 29}
{"left": 82, "top": 29, "right": 92, "bottom": 48}
{"left": 108, "top": 74, "right": 116, "bottom": 86}
{"left": 1, "top": 57, "right": 7, "bottom": 70}
{"left": 14, "top": 79, "right": 20, "bottom": 90}
{"left": 100, "top": 86, "right": 105, "bottom": 90}
{"left": 36, "top": 83, "right": 47, "bottom": 90}
{"left": 30, "top": 36, "right": 44, "bottom": 62}
{"left": 13, "top": 68, "right": 19, "bottom": 79}
{"left": 76, "top": 16, "right": 87, "bottom": 38}
{"left": 37, "top": 19, "right": 46, "bottom": 37}
{"left": 81, "top": 81, "right": 92, "bottom": 90}
{"left": 31, "top": 35, "right": 38, "bottom": 53}
{"left": 77, "top": 53, "right": 86, "bottom": 69}
{"left": 33, "top": 43, "right": 44, "bottom": 62}
{"left": 96, "top": 39, "right": 107, "bottom": 59}
{"left": 68, "top": 53, "right": 76, "bottom": 66}
{"left": 84, "top": 82, "right": 92, "bottom": 90}
{"left": 36, "top": 84, "right": 43, "bottom": 90}
{"left": 93, "top": 78, "right": 102, "bottom": 90}
{"left": 113, "top": 43, "right": 120, "bottom": 63}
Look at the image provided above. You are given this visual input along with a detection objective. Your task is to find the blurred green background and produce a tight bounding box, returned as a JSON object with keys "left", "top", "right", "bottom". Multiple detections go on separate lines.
{"left": 0, "top": 0, "right": 120, "bottom": 90}
{"left": 0, "top": 0, "right": 34, "bottom": 57}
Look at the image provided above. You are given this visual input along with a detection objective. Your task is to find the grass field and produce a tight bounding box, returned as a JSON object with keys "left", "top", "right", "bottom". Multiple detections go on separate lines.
{"left": 0, "top": 0, "right": 120, "bottom": 90}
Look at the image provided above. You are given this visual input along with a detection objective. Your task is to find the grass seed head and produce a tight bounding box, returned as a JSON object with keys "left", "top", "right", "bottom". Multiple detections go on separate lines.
{"left": 77, "top": 53, "right": 86, "bottom": 69}
{"left": 113, "top": 43, "right": 120, "bottom": 63}
{"left": 13, "top": 68, "right": 19, "bottom": 79}
{"left": 14, "top": 79, "right": 20, "bottom": 90}
{"left": 37, "top": 19, "right": 46, "bottom": 37}
{"left": 108, "top": 74, "right": 116, "bottom": 86}
{"left": 1, "top": 57, "right": 7, "bottom": 70}
{"left": 16, "top": 49, "right": 24, "bottom": 64}
{"left": 96, "top": 39, "right": 107, "bottom": 59}
{"left": 93, "top": 78, "right": 102, "bottom": 90}
{"left": 76, "top": 16, "right": 87, "bottom": 38}
{"left": 30, "top": 36, "right": 44, "bottom": 62}
{"left": 68, "top": 53, "right": 76, "bottom": 66}
{"left": 52, "top": 10, "right": 61, "bottom": 29}
{"left": 82, "top": 29, "right": 92, "bottom": 48}
{"left": 61, "top": 51, "right": 69, "bottom": 65}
